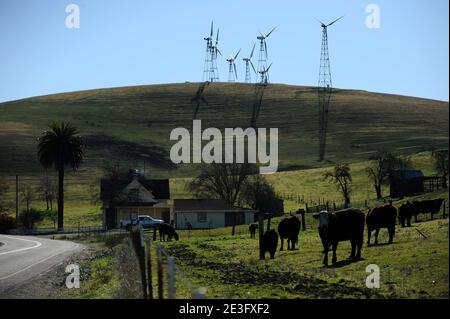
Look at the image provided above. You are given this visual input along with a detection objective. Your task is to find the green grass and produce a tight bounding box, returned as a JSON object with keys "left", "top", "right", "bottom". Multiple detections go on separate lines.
{"left": 153, "top": 215, "right": 448, "bottom": 299}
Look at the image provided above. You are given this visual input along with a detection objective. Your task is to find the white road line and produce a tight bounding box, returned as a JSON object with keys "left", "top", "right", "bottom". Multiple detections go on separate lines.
{"left": 0, "top": 235, "right": 42, "bottom": 256}
{"left": 0, "top": 243, "right": 80, "bottom": 281}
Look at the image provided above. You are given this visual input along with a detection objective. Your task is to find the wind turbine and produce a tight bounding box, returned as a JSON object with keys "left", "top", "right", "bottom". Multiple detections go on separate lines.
{"left": 243, "top": 44, "right": 257, "bottom": 83}
{"left": 211, "top": 27, "right": 221, "bottom": 81}
{"left": 227, "top": 49, "right": 241, "bottom": 82}
{"left": 203, "top": 21, "right": 216, "bottom": 82}
{"left": 258, "top": 63, "right": 272, "bottom": 84}
{"left": 316, "top": 16, "right": 343, "bottom": 89}
{"left": 256, "top": 27, "right": 276, "bottom": 74}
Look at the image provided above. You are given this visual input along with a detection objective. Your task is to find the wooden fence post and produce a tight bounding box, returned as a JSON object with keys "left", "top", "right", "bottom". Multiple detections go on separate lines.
{"left": 301, "top": 210, "right": 306, "bottom": 231}
{"left": 139, "top": 226, "right": 148, "bottom": 299}
{"left": 258, "top": 213, "right": 264, "bottom": 260}
{"left": 157, "top": 243, "right": 164, "bottom": 299}
{"left": 305, "top": 203, "right": 309, "bottom": 214}
{"left": 443, "top": 200, "right": 447, "bottom": 219}
{"left": 153, "top": 225, "right": 157, "bottom": 241}
{"left": 333, "top": 203, "right": 337, "bottom": 211}
{"left": 146, "top": 240, "right": 153, "bottom": 299}
{"left": 167, "top": 256, "right": 175, "bottom": 299}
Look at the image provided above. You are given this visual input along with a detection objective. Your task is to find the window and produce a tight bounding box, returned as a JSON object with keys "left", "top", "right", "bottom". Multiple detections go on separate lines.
{"left": 197, "top": 212, "right": 207, "bottom": 223}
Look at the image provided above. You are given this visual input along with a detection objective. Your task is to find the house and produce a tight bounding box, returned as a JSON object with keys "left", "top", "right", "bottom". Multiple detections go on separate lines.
{"left": 390, "top": 169, "right": 446, "bottom": 198}
{"left": 101, "top": 173, "right": 170, "bottom": 229}
{"left": 390, "top": 170, "right": 425, "bottom": 198}
{"left": 173, "top": 199, "right": 257, "bottom": 230}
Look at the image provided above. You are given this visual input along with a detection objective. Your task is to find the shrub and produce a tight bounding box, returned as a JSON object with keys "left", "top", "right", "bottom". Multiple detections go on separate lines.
{"left": 19, "top": 208, "right": 44, "bottom": 230}
{"left": 0, "top": 213, "right": 16, "bottom": 233}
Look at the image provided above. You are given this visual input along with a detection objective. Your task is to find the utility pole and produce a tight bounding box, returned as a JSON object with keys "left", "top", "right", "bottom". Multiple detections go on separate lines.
{"left": 15, "top": 175, "right": 19, "bottom": 220}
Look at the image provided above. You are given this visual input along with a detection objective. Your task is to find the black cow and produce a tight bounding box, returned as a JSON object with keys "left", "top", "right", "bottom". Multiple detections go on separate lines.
{"left": 313, "top": 208, "right": 365, "bottom": 266}
{"left": 412, "top": 199, "right": 444, "bottom": 221}
{"left": 260, "top": 229, "right": 279, "bottom": 260}
{"left": 249, "top": 223, "right": 258, "bottom": 238}
{"left": 159, "top": 223, "right": 179, "bottom": 241}
{"left": 278, "top": 216, "right": 301, "bottom": 251}
{"left": 366, "top": 205, "right": 397, "bottom": 245}
{"left": 398, "top": 201, "right": 416, "bottom": 227}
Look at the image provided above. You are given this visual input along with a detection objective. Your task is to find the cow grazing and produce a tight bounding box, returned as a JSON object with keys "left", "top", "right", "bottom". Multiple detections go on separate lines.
{"left": 159, "top": 223, "right": 179, "bottom": 241}
{"left": 412, "top": 199, "right": 444, "bottom": 221}
{"left": 249, "top": 223, "right": 258, "bottom": 238}
{"left": 260, "top": 229, "right": 279, "bottom": 260}
{"left": 313, "top": 208, "right": 365, "bottom": 266}
{"left": 366, "top": 205, "right": 397, "bottom": 245}
{"left": 398, "top": 201, "right": 416, "bottom": 227}
{"left": 278, "top": 216, "right": 301, "bottom": 251}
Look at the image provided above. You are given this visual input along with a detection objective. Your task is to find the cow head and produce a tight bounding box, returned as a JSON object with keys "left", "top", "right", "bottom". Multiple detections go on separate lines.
{"left": 313, "top": 210, "right": 331, "bottom": 231}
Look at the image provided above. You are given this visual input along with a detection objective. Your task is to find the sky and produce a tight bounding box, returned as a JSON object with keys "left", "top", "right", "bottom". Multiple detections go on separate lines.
{"left": 0, "top": 0, "right": 448, "bottom": 102}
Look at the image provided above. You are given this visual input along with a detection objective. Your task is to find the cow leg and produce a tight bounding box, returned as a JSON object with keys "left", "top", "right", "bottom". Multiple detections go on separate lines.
{"left": 367, "top": 227, "right": 372, "bottom": 245}
{"left": 374, "top": 228, "right": 380, "bottom": 245}
{"left": 414, "top": 214, "right": 418, "bottom": 223}
{"left": 431, "top": 212, "right": 434, "bottom": 220}
{"left": 388, "top": 226, "right": 395, "bottom": 244}
{"left": 270, "top": 250, "right": 275, "bottom": 259}
{"left": 350, "top": 240, "right": 356, "bottom": 259}
{"left": 287, "top": 239, "right": 291, "bottom": 251}
{"left": 356, "top": 237, "right": 363, "bottom": 259}
{"left": 280, "top": 238, "right": 284, "bottom": 251}
{"left": 331, "top": 242, "right": 338, "bottom": 264}
{"left": 407, "top": 217, "right": 412, "bottom": 227}
{"left": 323, "top": 242, "right": 329, "bottom": 266}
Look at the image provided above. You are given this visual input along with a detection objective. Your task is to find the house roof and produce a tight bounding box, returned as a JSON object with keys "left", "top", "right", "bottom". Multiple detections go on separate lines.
{"left": 174, "top": 199, "right": 254, "bottom": 213}
{"left": 101, "top": 177, "right": 170, "bottom": 205}
{"left": 391, "top": 170, "right": 424, "bottom": 180}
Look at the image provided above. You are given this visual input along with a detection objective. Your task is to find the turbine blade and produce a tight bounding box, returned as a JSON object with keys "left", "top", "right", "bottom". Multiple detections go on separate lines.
{"left": 266, "top": 63, "right": 273, "bottom": 72}
{"left": 216, "top": 48, "right": 222, "bottom": 56}
{"left": 266, "top": 26, "right": 277, "bottom": 38}
{"left": 234, "top": 48, "right": 241, "bottom": 59}
{"left": 234, "top": 63, "right": 237, "bottom": 79}
{"left": 315, "top": 17, "right": 325, "bottom": 25}
{"left": 327, "top": 16, "right": 344, "bottom": 27}
{"left": 250, "top": 60, "right": 256, "bottom": 74}
{"left": 265, "top": 41, "right": 268, "bottom": 59}
{"left": 250, "top": 43, "right": 255, "bottom": 59}
{"left": 216, "top": 28, "right": 219, "bottom": 43}
{"left": 210, "top": 21, "right": 213, "bottom": 37}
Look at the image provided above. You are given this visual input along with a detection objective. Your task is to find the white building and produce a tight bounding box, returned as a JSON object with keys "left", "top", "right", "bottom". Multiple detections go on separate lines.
{"left": 173, "top": 199, "right": 256, "bottom": 230}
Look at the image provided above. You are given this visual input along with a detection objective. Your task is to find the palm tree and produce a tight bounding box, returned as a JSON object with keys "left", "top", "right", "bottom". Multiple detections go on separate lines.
{"left": 37, "top": 122, "right": 83, "bottom": 230}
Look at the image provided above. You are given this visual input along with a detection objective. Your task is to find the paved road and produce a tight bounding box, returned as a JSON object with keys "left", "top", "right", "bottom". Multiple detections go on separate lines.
{"left": 0, "top": 235, "right": 83, "bottom": 295}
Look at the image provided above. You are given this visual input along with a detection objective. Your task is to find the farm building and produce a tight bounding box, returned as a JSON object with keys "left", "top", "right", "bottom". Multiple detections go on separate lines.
{"left": 389, "top": 169, "right": 446, "bottom": 198}
{"left": 173, "top": 199, "right": 257, "bottom": 230}
{"left": 101, "top": 173, "right": 170, "bottom": 229}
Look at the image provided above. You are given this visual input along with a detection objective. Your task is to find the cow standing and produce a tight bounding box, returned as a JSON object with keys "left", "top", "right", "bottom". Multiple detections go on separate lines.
{"left": 313, "top": 208, "right": 365, "bottom": 266}
{"left": 366, "top": 205, "right": 397, "bottom": 245}
{"left": 249, "top": 223, "right": 258, "bottom": 238}
{"left": 159, "top": 223, "right": 179, "bottom": 241}
{"left": 278, "top": 216, "right": 301, "bottom": 251}
{"left": 260, "top": 229, "right": 279, "bottom": 260}
{"left": 412, "top": 199, "right": 444, "bottom": 221}
{"left": 398, "top": 201, "right": 416, "bottom": 227}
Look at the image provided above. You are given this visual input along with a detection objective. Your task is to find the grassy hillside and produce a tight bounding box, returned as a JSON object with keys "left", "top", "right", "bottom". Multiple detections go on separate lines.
{"left": 0, "top": 83, "right": 448, "bottom": 178}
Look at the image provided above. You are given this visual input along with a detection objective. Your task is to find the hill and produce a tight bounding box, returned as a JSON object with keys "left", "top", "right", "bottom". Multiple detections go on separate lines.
{"left": 0, "top": 83, "right": 448, "bottom": 177}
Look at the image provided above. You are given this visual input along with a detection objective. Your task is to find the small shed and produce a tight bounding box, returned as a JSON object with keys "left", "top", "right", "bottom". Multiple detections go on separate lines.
{"left": 173, "top": 199, "right": 256, "bottom": 230}
{"left": 389, "top": 170, "right": 425, "bottom": 198}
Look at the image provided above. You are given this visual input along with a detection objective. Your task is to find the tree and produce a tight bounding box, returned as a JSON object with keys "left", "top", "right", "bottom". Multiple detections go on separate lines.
{"left": 21, "top": 184, "right": 35, "bottom": 213}
{"left": 19, "top": 208, "right": 44, "bottom": 230}
{"left": 240, "top": 174, "right": 277, "bottom": 214}
{"left": 324, "top": 163, "right": 352, "bottom": 208}
{"left": 432, "top": 149, "right": 449, "bottom": 188}
{"left": 38, "top": 174, "right": 56, "bottom": 210}
{"left": 0, "top": 180, "right": 8, "bottom": 213}
{"left": 186, "top": 163, "right": 253, "bottom": 206}
{"left": 365, "top": 152, "right": 411, "bottom": 199}
{"left": 37, "top": 122, "right": 84, "bottom": 230}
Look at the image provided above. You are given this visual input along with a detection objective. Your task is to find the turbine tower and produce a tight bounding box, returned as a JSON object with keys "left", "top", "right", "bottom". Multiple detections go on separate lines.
{"left": 317, "top": 16, "right": 342, "bottom": 89}
{"left": 256, "top": 27, "right": 276, "bottom": 76}
{"left": 227, "top": 49, "right": 240, "bottom": 82}
{"left": 211, "top": 28, "right": 221, "bottom": 82}
{"left": 243, "top": 44, "right": 256, "bottom": 83}
{"left": 316, "top": 16, "right": 343, "bottom": 161}
{"left": 258, "top": 63, "right": 272, "bottom": 84}
{"left": 202, "top": 21, "right": 214, "bottom": 82}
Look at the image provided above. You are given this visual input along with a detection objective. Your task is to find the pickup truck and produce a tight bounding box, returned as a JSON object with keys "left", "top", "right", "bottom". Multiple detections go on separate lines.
{"left": 119, "top": 215, "right": 165, "bottom": 229}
